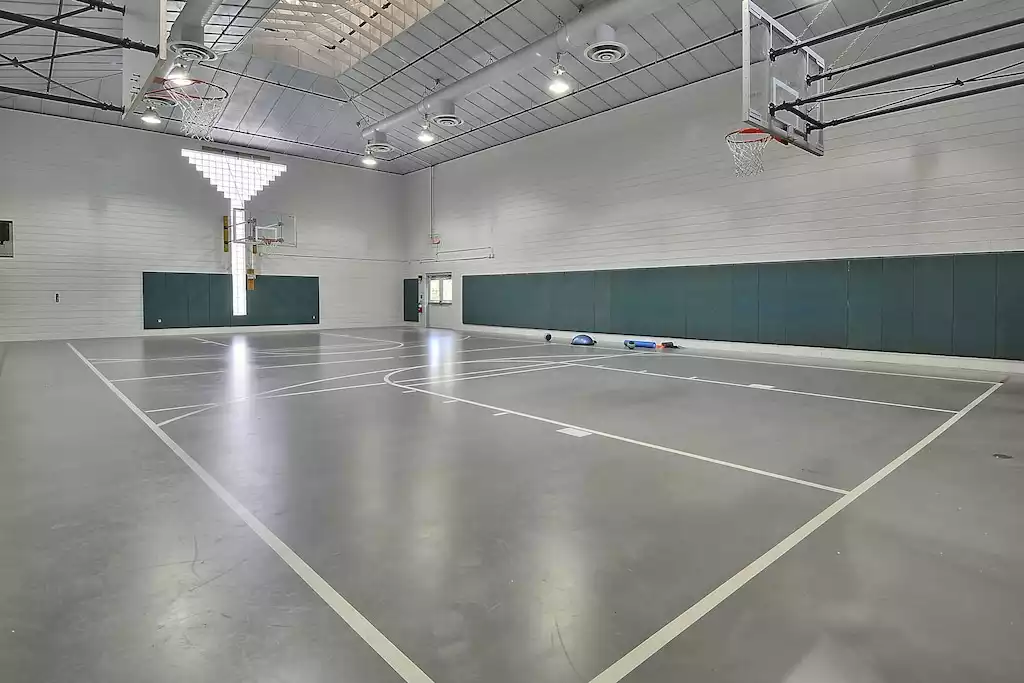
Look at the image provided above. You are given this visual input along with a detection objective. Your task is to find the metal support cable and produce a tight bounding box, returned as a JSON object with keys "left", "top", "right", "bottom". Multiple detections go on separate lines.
{"left": 771, "top": 0, "right": 962, "bottom": 59}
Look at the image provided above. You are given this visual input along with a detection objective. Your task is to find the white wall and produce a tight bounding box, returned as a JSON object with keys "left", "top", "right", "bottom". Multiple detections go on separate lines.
{"left": 0, "top": 108, "right": 406, "bottom": 341}
{"left": 405, "top": 0, "right": 1024, "bottom": 330}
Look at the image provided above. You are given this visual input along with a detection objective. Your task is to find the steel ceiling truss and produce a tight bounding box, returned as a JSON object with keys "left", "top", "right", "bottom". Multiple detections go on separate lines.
{"left": 0, "top": 1, "right": 158, "bottom": 114}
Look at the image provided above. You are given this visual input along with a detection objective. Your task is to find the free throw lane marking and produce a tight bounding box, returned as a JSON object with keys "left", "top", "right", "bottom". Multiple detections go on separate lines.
{"left": 383, "top": 369, "right": 847, "bottom": 496}
{"left": 588, "top": 382, "right": 1002, "bottom": 683}
{"left": 570, "top": 363, "right": 956, "bottom": 414}
{"left": 67, "top": 343, "right": 435, "bottom": 683}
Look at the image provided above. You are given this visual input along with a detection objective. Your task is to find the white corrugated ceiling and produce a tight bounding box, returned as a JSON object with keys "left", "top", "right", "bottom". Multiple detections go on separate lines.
{"left": 1, "top": 0, "right": 1017, "bottom": 173}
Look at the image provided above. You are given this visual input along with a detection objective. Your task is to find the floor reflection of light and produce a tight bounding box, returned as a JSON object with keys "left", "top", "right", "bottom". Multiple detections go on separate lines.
{"left": 228, "top": 336, "right": 250, "bottom": 401}
{"left": 427, "top": 334, "right": 456, "bottom": 378}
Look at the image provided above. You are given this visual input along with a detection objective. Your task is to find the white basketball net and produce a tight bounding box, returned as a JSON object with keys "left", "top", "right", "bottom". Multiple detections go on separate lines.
{"left": 725, "top": 129, "right": 773, "bottom": 177}
{"left": 165, "top": 87, "right": 228, "bottom": 140}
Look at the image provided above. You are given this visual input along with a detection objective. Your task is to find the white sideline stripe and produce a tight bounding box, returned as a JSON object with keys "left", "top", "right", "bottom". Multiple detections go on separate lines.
{"left": 572, "top": 363, "right": 957, "bottom": 414}
{"left": 157, "top": 406, "right": 216, "bottom": 427}
{"left": 321, "top": 332, "right": 406, "bottom": 347}
{"left": 146, "top": 402, "right": 216, "bottom": 414}
{"left": 115, "top": 370, "right": 225, "bottom": 382}
{"left": 399, "top": 355, "right": 623, "bottom": 388}
{"left": 193, "top": 337, "right": 228, "bottom": 347}
{"left": 642, "top": 349, "right": 999, "bottom": 385}
{"left": 111, "top": 356, "right": 399, "bottom": 381}
{"left": 99, "top": 343, "right": 551, "bottom": 381}
{"left": 589, "top": 381, "right": 1003, "bottom": 683}
{"left": 257, "top": 368, "right": 394, "bottom": 397}
{"left": 67, "top": 343, "right": 434, "bottom": 683}
{"left": 443, "top": 399, "right": 458, "bottom": 404}
{"left": 265, "top": 382, "right": 387, "bottom": 399}
{"left": 493, "top": 412, "right": 509, "bottom": 416}
{"left": 557, "top": 427, "right": 592, "bottom": 438}
{"left": 384, "top": 372, "right": 848, "bottom": 495}
{"left": 92, "top": 353, "right": 227, "bottom": 363}
{"left": 137, "top": 355, "right": 601, "bottom": 418}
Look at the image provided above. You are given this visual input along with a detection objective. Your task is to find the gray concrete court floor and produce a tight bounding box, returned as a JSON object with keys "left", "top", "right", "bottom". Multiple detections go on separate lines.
{"left": 1, "top": 327, "right": 1023, "bottom": 683}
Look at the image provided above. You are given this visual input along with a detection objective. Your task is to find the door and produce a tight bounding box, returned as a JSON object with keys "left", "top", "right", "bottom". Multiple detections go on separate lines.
{"left": 403, "top": 278, "right": 419, "bottom": 322}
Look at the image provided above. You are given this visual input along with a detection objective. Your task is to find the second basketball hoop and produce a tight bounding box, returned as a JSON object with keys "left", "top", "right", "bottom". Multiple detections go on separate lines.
{"left": 145, "top": 77, "right": 228, "bottom": 140}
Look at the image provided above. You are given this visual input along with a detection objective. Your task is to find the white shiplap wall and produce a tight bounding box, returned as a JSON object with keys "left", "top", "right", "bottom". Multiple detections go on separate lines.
{"left": 0, "top": 108, "right": 406, "bottom": 341}
{"left": 406, "top": 0, "right": 1024, "bottom": 330}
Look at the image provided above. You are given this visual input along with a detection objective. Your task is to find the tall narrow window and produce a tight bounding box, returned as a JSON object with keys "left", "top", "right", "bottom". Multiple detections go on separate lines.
{"left": 231, "top": 204, "right": 247, "bottom": 316}
{"left": 181, "top": 149, "right": 286, "bottom": 318}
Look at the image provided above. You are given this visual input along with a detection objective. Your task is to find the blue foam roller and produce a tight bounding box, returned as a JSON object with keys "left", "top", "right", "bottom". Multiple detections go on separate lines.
{"left": 625, "top": 339, "right": 657, "bottom": 349}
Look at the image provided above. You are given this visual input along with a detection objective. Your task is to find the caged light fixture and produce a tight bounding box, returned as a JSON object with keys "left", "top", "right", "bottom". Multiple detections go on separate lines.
{"left": 417, "top": 117, "right": 436, "bottom": 144}
{"left": 548, "top": 57, "right": 573, "bottom": 96}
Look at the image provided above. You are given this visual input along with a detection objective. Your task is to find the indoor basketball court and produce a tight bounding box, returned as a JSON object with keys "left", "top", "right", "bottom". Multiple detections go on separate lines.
{"left": 2, "top": 0, "right": 1024, "bottom": 682}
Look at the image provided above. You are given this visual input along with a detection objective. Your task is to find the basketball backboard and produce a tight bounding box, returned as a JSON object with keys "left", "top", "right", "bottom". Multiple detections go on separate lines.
{"left": 742, "top": 0, "right": 826, "bottom": 156}
{"left": 249, "top": 210, "right": 297, "bottom": 248}
{"left": 122, "top": 0, "right": 167, "bottom": 117}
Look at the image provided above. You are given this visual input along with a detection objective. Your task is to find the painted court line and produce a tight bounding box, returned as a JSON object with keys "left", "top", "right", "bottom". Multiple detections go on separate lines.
{"left": 111, "top": 356, "right": 399, "bottom": 381}
{"left": 193, "top": 337, "right": 228, "bottom": 347}
{"left": 383, "top": 371, "right": 848, "bottom": 495}
{"left": 557, "top": 427, "right": 592, "bottom": 438}
{"left": 588, "top": 381, "right": 1002, "bottom": 683}
{"left": 67, "top": 343, "right": 434, "bottom": 683}
{"left": 266, "top": 381, "right": 387, "bottom": 399}
{"left": 571, "top": 363, "right": 957, "bottom": 414}
{"left": 146, "top": 402, "right": 216, "bottom": 414}
{"left": 114, "top": 370, "right": 224, "bottom": 382}
{"left": 157, "top": 406, "right": 216, "bottom": 427}
{"left": 493, "top": 412, "right": 509, "bottom": 416}
{"left": 636, "top": 349, "right": 1000, "bottom": 385}
{"left": 443, "top": 399, "right": 458, "bottom": 404}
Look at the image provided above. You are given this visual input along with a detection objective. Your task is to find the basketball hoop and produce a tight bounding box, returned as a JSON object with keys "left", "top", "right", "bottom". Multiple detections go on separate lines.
{"left": 725, "top": 128, "right": 776, "bottom": 177}
{"left": 145, "top": 78, "right": 229, "bottom": 140}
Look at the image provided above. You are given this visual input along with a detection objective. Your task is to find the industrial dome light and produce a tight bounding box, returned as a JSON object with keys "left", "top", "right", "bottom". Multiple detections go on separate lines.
{"left": 548, "top": 62, "right": 572, "bottom": 96}
{"left": 140, "top": 106, "right": 161, "bottom": 125}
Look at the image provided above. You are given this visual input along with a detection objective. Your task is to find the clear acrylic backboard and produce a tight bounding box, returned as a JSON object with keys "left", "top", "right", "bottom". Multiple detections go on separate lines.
{"left": 743, "top": 0, "right": 826, "bottom": 156}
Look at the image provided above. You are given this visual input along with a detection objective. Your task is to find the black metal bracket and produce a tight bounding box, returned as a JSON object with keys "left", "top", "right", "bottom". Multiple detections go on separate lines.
{"left": 810, "top": 75, "right": 1024, "bottom": 130}
{"left": 807, "top": 14, "right": 1024, "bottom": 84}
{"left": 776, "top": 38, "right": 1024, "bottom": 113}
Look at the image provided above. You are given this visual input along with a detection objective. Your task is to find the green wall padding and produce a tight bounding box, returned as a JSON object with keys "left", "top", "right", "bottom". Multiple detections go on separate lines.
{"left": 847, "top": 259, "right": 883, "bottom": 351}
{"left": 143, "top": 272, "right": 319, "bottom": 330}
{"left": 953, "top": 254, "right": 996, "bottom": 358}
{"left": 996, "top": 252, "right": 1024, "bottom": 360}
{"left": 881, "top": 258, "right": 914, "bottom": 353}
{"left": 757, "top": 263, "right": 788, "bottom": 345}
{"left": 462, "top": 251, "right": 1024, "bottom": 361}
{"left": 403, "top": 279, "right": 419, "bottom": 322}
{"left": 786, "top": 260, "right": 847, "bottom": 349}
